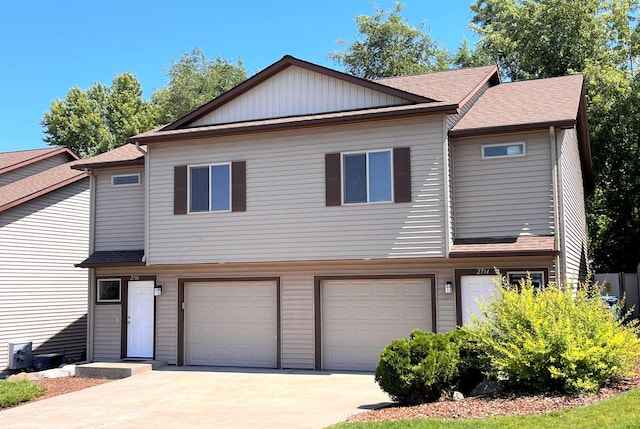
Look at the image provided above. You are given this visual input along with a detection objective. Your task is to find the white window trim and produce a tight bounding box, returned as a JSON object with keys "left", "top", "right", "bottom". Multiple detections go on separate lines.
{"left": 341, "top": 149, "right": 394, "bottom": 205}
{"left": 187, "top": 162, "right": 232, "bottom": 214}
{"left": 481, "top": 142, "right": 526, "bottom": 159}
{"left": 97, "top": 278, "right": 121, "bottom": 303}
{"left": 111, "top": 173, "right": 141, "bottom": 187}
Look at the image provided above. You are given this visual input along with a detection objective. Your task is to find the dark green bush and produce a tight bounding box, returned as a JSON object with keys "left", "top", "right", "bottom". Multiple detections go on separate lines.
{"left": 374, "top": 329, "right": 462, "bottom": 404}
{"left": 448, "top": 329, "right": 489, "bottom": 394}
{"left": 469, "top": 275, "right": 640, "bottom": 394}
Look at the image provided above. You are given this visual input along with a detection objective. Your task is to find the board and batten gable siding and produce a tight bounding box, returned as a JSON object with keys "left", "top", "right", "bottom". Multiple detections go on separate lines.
{"left": 189, "top": 65, "right": 408, "bottom": 127}
{"left": 0, "top": 153, "right": 71, "bottom": 187}
{"left": 147, "top": 117, "right": 448, "bottom": 265}
{"left": 446, "top": 81, "right": 491, "bottom": 131}
{"left": 559, "top": 128, "right": 588, "bottom": 285}
{"left": 0, "top": 180, "right": 89, "bottom": 373}
{"left": 94, "top": 167, "right": 144, "bottom": 251}
{"left": 452, "top": 131, "right": 554, "bottom": 239}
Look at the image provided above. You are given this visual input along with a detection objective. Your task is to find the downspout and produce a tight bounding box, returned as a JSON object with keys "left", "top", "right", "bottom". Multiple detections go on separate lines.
{"left": 84, "top": 168, "right": 96, "bottom": 362}
{"left": 549, "top": 126, "right": 563, "bottom": 284}
{"left": 443, "top": 116, "right": 453, "bottom": 258}
{"left": 135, "top": 142, "right": 149, "bottom": 265}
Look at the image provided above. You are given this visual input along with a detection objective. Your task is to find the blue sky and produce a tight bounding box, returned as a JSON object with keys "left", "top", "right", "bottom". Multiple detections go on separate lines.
{"left": 0, "top": 0, "right": 477, "bottom": 152}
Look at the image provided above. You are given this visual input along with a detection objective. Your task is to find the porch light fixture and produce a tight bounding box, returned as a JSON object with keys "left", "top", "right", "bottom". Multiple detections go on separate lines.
{"left": 154, "top": 283, "right": 163, "bottom": 296}
{"left": 444, "top": 281, "right": 453, "bottom": 294}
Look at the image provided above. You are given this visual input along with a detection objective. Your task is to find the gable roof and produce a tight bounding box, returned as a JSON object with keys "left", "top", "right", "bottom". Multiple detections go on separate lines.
{"left": 72, "top": 143, "right": 146, "bottom": 170}
{"left": 375, "top": 65, "right": 500, "bottom": 106}
{"left": 162, "top": 55, "right": 437, "bottom": 131}
{"left": 0, "top": 147, "right": 78, "bottom": 175}
{"left": 128, "top": 57, "right": 499, "bottom": 145}
{"left": 0, "top": 160, "right": 87, "bottom": 213}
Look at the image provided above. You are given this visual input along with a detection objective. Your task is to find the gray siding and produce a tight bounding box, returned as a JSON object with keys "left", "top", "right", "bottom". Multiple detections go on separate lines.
{"left": 191, "top": 65, "right": 407, "bottom": 127}
{"left": 452, "top": 131, "right": 554, "bottom": 238}
{"left": 559, "top": 128, "right": 588, "bottom": 285}
{"left": 0, "top": 180, "right": 89, "bottom": 373}
{"left": 94, "top": 167, "right": 144, "bottom": 251}
{"left": 148, "top": 117, "right": 448, "bottom": 265}
{"left": 0, "top": 153, "right": 71, "bottom": 186}
{"left": 93, "top": 305, "right": 121, "bottom": 360}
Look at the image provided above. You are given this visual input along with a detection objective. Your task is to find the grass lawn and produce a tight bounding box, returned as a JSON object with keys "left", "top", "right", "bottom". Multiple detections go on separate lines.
{"left": 328, "top": 388, "right": 640, "bottom": 429}
{"left": 0, "top": 380, "right": 46, "bottom": 409}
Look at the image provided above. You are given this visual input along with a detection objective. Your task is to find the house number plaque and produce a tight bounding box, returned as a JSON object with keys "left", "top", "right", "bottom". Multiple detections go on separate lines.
{"left": 130, "top": 275, "right": 140, "bottom": 280}
{"left": 476, "top": 268, "right": 492, "bottom": 275}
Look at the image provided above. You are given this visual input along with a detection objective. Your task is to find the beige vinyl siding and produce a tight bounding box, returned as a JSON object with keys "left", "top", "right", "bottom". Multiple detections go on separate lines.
{"left": 94, "top": 167, "right": 144, "bottom": 251}
{"left": 93, "top": 305, "right": 121, "bottom": 360}
{"left": 0, "top": 180, "right": 89, "bottom": 373}
{"left": 452, "top": 132, "right": 554, "bottom": 238}
{"left": 0, "top": 153, "right": 71, "bottom": 186}
{"left": 148, "top": 117, "right": 447, "bottom": 264}
{"left": 190, "top": 65, "right": 408, "bottom": 127}
{"left": 94, "top": 256, "right": 550, "bottom": 368}
{"left": 559, "top": 128, "right": 588, "bottom": 285}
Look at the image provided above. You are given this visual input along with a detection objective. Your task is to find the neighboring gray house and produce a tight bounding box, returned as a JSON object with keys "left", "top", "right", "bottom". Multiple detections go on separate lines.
{"left": 75, "top": 56, "right": 591, "bottom": 371}
{"left": 0, "top": 147, "right": 89, "bottom": 374}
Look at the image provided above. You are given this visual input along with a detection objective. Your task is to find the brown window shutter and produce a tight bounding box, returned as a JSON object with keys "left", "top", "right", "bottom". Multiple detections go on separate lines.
{"left": 231, "top": 161, "right": 246, "bottom": 212}
{"left": 325, "top": 153, "right": 341, "bottom": 206}
{"left": 393, "top": 147, "right": 411, "bottom": 203}
{"left": 174, "top": 165, "right": 187, "bottom": 215}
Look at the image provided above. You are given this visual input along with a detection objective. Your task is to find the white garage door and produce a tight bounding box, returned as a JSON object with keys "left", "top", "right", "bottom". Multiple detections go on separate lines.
{"left": 185, "top": 281, "right": 277, "bottom": 368}
{"left": 322, "top": 278, "right": 432, "bottom": 371}
{"left": 460, "top": 275, "right": 499, "bottom": 325}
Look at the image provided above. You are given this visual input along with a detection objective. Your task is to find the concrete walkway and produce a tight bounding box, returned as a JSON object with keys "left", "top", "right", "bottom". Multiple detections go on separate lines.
{"left": 0, "top": 367, "right": 391, "bottom": 429}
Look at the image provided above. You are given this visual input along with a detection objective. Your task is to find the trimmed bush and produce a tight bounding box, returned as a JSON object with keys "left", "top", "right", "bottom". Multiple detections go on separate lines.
{"left": 0, "top": 380, "right": 45, "bottom": 409}
{"left": 374, "top": 329, "right": 462, "bottom": 404}
{"left": 469, "top": 275, "right": 640, "bottom": 394}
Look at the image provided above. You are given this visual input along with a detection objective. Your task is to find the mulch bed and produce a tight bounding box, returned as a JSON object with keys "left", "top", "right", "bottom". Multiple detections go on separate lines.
{"left": 348, "top": 368, "right": 640, "bottom": 422}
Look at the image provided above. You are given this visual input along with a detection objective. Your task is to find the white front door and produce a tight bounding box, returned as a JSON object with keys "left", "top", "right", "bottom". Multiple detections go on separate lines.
{"left": 127, "top": 280, "right": 155, "bottom": 358}
{"left": 460, "top": 275, "right": 499, "bottom": 325}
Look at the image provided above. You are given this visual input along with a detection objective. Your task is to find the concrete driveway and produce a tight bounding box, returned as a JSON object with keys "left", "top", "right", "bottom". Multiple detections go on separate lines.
{"left": 0, "top": 367, "right": 391, "bottom": 429}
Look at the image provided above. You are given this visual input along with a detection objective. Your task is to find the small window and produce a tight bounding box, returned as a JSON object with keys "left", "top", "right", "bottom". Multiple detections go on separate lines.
{"left": 507, "top": 271, "right": 545, "bottom": 289}
{"left": 97, "top": 279, "right": 121, "bottom": 302}
{"left": 343, "top": 150, "right": 392, "bottom": 204}
{"left": 112, "top": 174, "right": 140, "bottom": 186}
{"left": 189, "top": 163, "right": 231, "bottom": 213}
{"left": 482, "top": 143, "right": 525, "bottom": 159}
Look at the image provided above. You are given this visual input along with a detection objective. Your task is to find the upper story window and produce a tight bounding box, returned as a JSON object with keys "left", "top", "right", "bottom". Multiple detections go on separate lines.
{"left": 189, "top": 163, "right": 231, "bottom": 213}
{"left": 112, "top": 173, "right": 140, "bottom": 186}
{"left": 343, "top": 150, "right": 393, "bottom": 204}
{"left": 482, "top": 142, "right": 525, "bottom": 159}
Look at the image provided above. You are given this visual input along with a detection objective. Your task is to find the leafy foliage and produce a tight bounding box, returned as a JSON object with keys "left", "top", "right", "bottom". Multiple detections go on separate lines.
{"left": 330, "top": 3, "right": 450, "bottom": 79}
{"left": 41, "top": 72, "right": 158, "bottom": 157}
{"left": 0, "top": 380, "right": 45, "bottom": 409}
{"left": 152, "top": 48, "right": 246, "bottom": 124}
{"left": 469, "top": 276, "right": 640, "bottom": 393}
{"left": 375, "top": 330, "right": 463, "bottom": 404}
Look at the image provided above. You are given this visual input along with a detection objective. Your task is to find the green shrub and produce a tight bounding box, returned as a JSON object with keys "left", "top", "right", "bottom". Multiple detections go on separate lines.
{"left": 449, "top": 329, "right": 490, "bottom": 394}
{"left": 374, "top": 329, "right": 462, "bottom": 404}
{"left": 0, "top": 380, "right": 45, "bottom": 409}
{"left": 469, "top": 275, "right": 640, "bottom": 394}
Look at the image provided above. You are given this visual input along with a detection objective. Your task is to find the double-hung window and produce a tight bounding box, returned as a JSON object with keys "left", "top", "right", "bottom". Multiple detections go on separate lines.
{"left": 189, "top": 163, "right": 231, "bottom": 212}
{"left": 342, "top": 150, "right": 393, "bottom": 204}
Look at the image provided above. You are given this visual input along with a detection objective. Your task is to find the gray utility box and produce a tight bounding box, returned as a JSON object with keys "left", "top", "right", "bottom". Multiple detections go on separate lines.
{"left": 8, "top": 342, "right": 33, "bottom": 370}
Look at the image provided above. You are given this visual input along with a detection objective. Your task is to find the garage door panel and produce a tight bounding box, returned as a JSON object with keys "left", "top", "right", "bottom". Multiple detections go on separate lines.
{"left": 322, "top": 278, "right": 432, "bottom": 371}
{"left": 185, "top": 281, "right": 277, "bottom": 368}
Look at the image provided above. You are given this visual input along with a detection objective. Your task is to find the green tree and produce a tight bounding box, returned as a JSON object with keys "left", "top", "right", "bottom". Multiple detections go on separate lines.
{"left": 152, "top": 48, "right": 247, "bottom": 124}
{"left": 452, "top": 37, "right": 491, "bottom": 68}
{"left": 329, "top": 2, "right": 450, "bottom": 79}
{"left": 469, "top": 0, "right": 640, "bottom": 272}
{"left": 41, "top": 72, "right": 158, "bottom": 157}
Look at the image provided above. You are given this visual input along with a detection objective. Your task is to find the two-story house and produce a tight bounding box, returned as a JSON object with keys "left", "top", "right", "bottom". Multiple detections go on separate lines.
{"left": 1, "top": 147, "right": 89, "bottom": 375}
{"left": 74, "top": 56, "right": 591, "bottom": 372}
